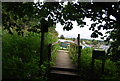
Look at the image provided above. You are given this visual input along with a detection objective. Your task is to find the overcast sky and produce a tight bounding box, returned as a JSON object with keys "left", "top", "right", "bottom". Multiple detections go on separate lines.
{"left": 55, "top": 18, "right": 107, "bottom": 40}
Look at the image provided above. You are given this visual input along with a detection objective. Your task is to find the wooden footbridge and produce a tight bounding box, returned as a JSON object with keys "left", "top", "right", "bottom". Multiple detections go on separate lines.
{"left": 46, "top": 34, "right": 106, "bottom": 81}
{"left": 47, "top": 34, "right": 82, "bottom": 81}
{"left": 48, "top": 50, "right": 80, "bottom": 81}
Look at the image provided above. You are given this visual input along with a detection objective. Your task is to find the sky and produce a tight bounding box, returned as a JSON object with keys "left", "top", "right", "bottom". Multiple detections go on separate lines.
{"left": 55, "top": 18, "right": 107, "bottom": 40}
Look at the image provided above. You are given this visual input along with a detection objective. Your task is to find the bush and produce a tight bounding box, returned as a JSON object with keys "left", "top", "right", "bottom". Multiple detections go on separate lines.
{"left": 68, "top": 43, "right": 78, "bottom": 64}
{"left": 50, "top": 43, "right": 60, "bottom": 66}
{"left": 2, "top": 29, "right": 59, "bottom": 80}
{"left": 2, "top": 31, "right": 40, "bottom": 79}
{"left": 69, "top": 45, "right": 120, "bottom": 81}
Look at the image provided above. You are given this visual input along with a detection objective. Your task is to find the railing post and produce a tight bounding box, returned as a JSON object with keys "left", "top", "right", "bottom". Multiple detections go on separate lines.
{"left": 48, "top": 43, "right": 52, "bottom": 62}
{"left": 77, "top": 34, "right": 82, "bottom": 70}
{"left": 91, "top": 51, "right": 95, "bottom": 81}
{"left": 39, "top": 32, "right": 45, "bottom": 76}
{"left": 77, "top": 34, "right": 80, "bottom": 46}
{"left": 47, "top": 43, "right": 52, "bottom": 75}
{"left": 102, "top": 59, "right": 105, "bottom": 74}
{"left": 78, "top": 46, "right": 82, "bottom": 69}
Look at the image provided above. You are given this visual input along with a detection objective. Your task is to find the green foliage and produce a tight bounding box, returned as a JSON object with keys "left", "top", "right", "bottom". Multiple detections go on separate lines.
{"left": 68, "top": 43, "right": 78, "bottom": 64}
{"left": 2, "top": 27, "right": 59, "bottom": 80}
{"left": 69, "top": 45, "right": 120, "bottom": 80}
{"left": 2, "top": 2, "right": 38, "bottom": 35}
{"left": 59, "top": 35, "right": 65, "bottom": 39}
{"left": 51, "top": 43, "right": 60, "bottom": 66}
{"left": 2, "top": 31, "right": 40, "bottom": 79}
{"left": 100, "top": 60, "right": 118, "bottom": 80}
{"left": 2, "top": 2, "right": 120, "bottom": 62}
{"left": 81, "top": 48, "right": 119, "bottom": 80}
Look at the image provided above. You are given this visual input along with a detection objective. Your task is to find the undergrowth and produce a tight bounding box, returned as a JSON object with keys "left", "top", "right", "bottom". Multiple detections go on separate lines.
{"left": 69, "top": 44, "right": 120, "bottom": 81}
{"left": 2, "top": 29, "right": 59, "bottom": 80}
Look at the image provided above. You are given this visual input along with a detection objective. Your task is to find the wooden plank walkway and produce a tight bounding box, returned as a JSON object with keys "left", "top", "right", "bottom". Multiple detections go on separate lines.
{"left": 48, "top": 50, "right": 80, "bottom": 81}
{"left": 53, "top": 50, "right": 77, "bottom": 69}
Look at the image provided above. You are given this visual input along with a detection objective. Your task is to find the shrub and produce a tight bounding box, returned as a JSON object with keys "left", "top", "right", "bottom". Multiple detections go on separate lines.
{"left": 69, "top": 45, "right": 120, "bottom": 81}
{"left": 2, "top": 29, "right": 59, "bottom": 80}
{"left": 2, "top": 31, "right": 40, "bottom": 79}
{"left": 68, "top": 43, "right": 78, "bottom": 64}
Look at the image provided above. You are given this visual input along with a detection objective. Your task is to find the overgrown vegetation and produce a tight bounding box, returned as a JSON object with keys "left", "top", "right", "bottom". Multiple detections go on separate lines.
{"left": 69, "top": 44, "right": 120, "bottom": 81}
{"left": 69, "top": 43, "right": 78, "bottom": 64}
{"left": 2, "top": 31, "right": 41, "bottom": 79}
{"left": 2, "top": 1, "right": 120, "bottom": 80}
{"left": 2, "top": 26, "right": 59, "bottom": 80}
{"left": 50, "top": 43, "right": 60, "bottom": 66}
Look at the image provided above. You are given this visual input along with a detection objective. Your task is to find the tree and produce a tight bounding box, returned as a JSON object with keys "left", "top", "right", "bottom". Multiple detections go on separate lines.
{"left": 2, "top": 1, "right": 120, "bottom": 61}
{"left": 59, "top": 35, "right": 65, "bottom": 39}
{"left": 92, "top": 39, "right": 98, "bottom": 45}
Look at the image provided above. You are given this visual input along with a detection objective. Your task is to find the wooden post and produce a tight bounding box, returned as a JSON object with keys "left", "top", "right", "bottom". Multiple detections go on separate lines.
{"left": 77, "top": 34, "right": 81, "bottom": 70}
{"left": 77, "top": 34, "right": 80, "bottom": 63}
{"left": 78, "top": 46, "right": 82, "bottom": 68}
{"left": 40, "top": 32, "right": 45, "bottom": 68}
{"left": 48, "top": 44, "right": 52, "bottom": 62}
{"left": 102, "top": 59, "right": 105, "bottom": 74}
{"left": 77, "top": 34, "right": 80, "bottom": 45}
{"left": 47, "top": 43, "right": 52, "bottom": 74}
{"left": 91, "top": 52, "right": 95, "bottom": 81}
{"left": 39, "top": 18, "right": 48, "bottom": 75}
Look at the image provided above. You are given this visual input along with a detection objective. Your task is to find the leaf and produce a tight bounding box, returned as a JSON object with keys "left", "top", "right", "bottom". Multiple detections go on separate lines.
{"left": 97, "top": 32, "right": 103, "bottom": 36}
{"left": 91, "top": 31, "right": 98, "bottom": 38}
{"left": 98, "top": 25, "right": 103, "bottom": 30}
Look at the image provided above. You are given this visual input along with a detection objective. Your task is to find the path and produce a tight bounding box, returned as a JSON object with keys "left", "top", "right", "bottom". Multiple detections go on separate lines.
{"left": 48, "top": 50, "right": 80, "bottom": 81}
{"left": 53, "top": 50, "right": 76, "bottom": 69}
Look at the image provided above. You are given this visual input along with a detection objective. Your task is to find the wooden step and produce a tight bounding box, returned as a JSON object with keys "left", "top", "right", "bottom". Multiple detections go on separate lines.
{"left": 48, "top": 67, "right": 81, "bottom": 81}
{"left": 50, "top": 70, "right": 78, "bottom": 76}
{"left": 51, "top": 66, "right": 78, "bottom": 73}
{"left": 48, "top": 72, "right": 80, "bottom": 81}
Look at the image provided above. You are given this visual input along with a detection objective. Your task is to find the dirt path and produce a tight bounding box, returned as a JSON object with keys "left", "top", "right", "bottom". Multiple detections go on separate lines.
{"left": 53, "top": 50, "right": 76, "bottom": 69}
